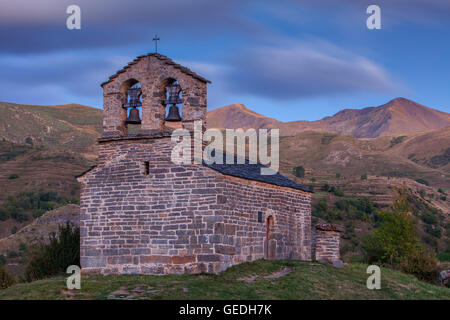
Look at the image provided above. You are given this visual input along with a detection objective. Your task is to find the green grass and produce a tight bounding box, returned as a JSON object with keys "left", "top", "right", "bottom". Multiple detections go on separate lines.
{"left": 438, "top": 252, "right": 450, "bottom": 262}
{"left": 0, "top": 260, "right": 448, "bottom": 300}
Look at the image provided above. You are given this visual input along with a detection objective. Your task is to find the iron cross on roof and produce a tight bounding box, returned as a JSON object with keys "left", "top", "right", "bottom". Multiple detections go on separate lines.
{"left": 153, "top": 35, "right": 160, "bottom": 53}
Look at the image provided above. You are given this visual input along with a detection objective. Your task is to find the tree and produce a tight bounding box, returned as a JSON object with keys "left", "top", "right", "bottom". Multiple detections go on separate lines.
{"left": 0, "top": 267, "right": 16, "bottom": 289}
{"left": 25, "top": 223, "right": 80, "bottom": 282}
{"left": 293, "top": 166, "right": 305, "bottom": 178}
{"left": 361, "top": 173, "right": 367, "bottom": 180}
{"left": 362, "top": 186, "right": 438, "bottom": 281}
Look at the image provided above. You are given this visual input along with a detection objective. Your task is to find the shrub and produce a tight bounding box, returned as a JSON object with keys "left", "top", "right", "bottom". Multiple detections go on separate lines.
{"left": 313, "top": 199, "right": 328, "bottom": 215}
{"left": 429, "top": 147, "right": 450, "bottom": 167}
{"left": 8, "top": 174, "right": 19, "bottom": 179}
{"left": 422, "top": 234, "right": 438, "bottom": 247}
{"left": 0, "top": 267, "right": 16, "bottom": 289}
{"left": 25, "top": 137, "right": 33, "bottom": 146}
{"left": 415, "top": 179, "right": 429, "bottom": 186}
{"left": 361, "top": 173, "right": 367, "bottom": 180}
{"left": 362, "top": 210, "right": 419, "bottom": 264}
{"left": 440, "top": 196, "right": 447, "bottom": 201}
{"left": 321, "top": 134, "right": 336, "bottom": 145}
{"left": 3, "top": 190, "right": 70, "bottom": 223}
{"left": 11, "top": 226, "right": 17, "bottom": 234}
{"left": 0, "top": 208, "right": 9, "bottom": 221}
{"left": 330, "top": 186, "right": 344, "bottom": 197}
{"left": 7, "top": 251, "right": 18, "bottom": 259}
{"left": 327, "top": 209, "right": 342, "bottom": 220}
{"left": 390, "top": 136, "right": 406, "bottom": 147}
{"left": 398, "top": 247, "right": 438, "bottom": 282}
{"left": 19, "top": 243, "right": 27, "bottom": 252}
{"left": 342, "top": 221, "right": 356, "bottom": 240}
{"left": 424, "top": 225, "right": 442, "bottom": 238}
{"left": 32, "top": 208, "right": 46, "bottom": 218}
{"left": 335, "top": 197, "right": 376, "bottom": 221}
{"left": 321, "top": 184, "right": 330, "bottom": 191}
{"left": 11, "top": 211, "right": 28, "bottom": 223}
{"left": 312, "top": 199, "right": 342, "bottom": 221}
{"left": 25, "top": 223, "right": 80, "bottom": 282}
{"left": 362, "top": 186, "right": 438, "bottom": 282}
{"left": 292, "top": 166, "right": 305, "bottom": 178}
{"left": 336, "top": 173, "right": 341, "bottom": 179}
{"left": 438, "top": 188, "right": 446, "bottom": 194}
{"left": 0, "top": 254, "right": 5, "bottom": 266}
{"left": 420, "top": 212, "right": 437, "bottom": 225}
{"left": 437, "top": 252, "right": 450, "bottom": 262}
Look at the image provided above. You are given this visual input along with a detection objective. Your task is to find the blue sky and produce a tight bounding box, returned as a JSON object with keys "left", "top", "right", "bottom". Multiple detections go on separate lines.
{"left": 0, "top": 0, "right": 449, "bottom": 121}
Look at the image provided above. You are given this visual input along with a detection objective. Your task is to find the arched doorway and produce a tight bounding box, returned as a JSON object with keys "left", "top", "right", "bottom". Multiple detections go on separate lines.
{"left": 266, "top": 215, "right": 275, "bottom": 260}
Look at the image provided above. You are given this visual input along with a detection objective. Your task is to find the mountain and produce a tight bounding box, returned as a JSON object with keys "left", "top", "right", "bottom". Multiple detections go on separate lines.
{"left": 207, "top": 98, "right": 450, "bottom": 138}
{"left": 207, "top": 103, "right": 282, "bottom": 130}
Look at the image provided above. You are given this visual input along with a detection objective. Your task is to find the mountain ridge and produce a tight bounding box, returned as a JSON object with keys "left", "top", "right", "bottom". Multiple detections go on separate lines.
{"left": 207, "top": 98, "right": 450, "bottom": 138}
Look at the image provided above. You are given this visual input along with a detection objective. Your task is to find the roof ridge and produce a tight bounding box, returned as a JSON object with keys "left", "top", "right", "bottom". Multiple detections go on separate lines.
{"left": 101, "top": 53, "right": 211, "bottom": 87}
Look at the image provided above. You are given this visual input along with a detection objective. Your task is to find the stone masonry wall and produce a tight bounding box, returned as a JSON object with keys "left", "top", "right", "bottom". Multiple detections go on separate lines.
{"left": 78, "top": 137, "right": 312, "bottom": 274}
{"left": 312, "top": 224, "right": 343, "bottom": 262}
{"left": 102, "top": 54, "right": 207, "bottom": 137}
{"left": 216, "top": 176, "right": 312, "bottom": 269}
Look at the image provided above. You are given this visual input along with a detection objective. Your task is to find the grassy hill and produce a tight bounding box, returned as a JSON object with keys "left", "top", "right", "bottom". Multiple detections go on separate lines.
{"left": 0, "top": 102, "right": 102, "bottom": 155}
{"left": 0, "top": 260, "right": 448, "bottom": 300}
{"left": 0, "top": 102, "right": 101, "bottom": 204}
{"left": 279, "top": 129, "right": 450, "bottom": 188}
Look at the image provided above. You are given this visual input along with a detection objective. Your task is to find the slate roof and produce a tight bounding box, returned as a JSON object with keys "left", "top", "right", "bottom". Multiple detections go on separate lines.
{"left": 101, "top": 53, "right": 211, "bottom": 87}
{"left": 204, "top": 154, "right": 312, "bottom": 193}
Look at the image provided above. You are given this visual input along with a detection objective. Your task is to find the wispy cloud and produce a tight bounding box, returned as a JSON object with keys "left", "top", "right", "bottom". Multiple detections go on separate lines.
{"left": 224, "top": 39, "right": 400, "bottom": 100}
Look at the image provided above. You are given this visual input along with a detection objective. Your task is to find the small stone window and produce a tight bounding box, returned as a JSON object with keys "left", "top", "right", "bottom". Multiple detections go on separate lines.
{"left": 143, "top": 161, "right": 149, "bottom": 175}
{"left": 258, "top": 211, "right": 263, "bottom": 223}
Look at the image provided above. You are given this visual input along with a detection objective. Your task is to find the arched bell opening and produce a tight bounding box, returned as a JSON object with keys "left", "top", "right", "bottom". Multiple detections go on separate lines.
{"left": 121, "top": 79, "right": 142, "bottom": 135}
{"left": 163, "top": 78, "right": 183, "bottom": 130}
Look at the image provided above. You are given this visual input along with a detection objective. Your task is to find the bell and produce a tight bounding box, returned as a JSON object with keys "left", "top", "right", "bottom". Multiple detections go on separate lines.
{"left": 165, "top": 105, "right": 182, "bottom": 122}
{"left": 124, "top": 87, "right": 142, "bottom": 109}
{"left": 126, "top": 107, "right": 141, "bottom": 124}
{"left": 165, "top": 82, "right": 182, "bottom": 106}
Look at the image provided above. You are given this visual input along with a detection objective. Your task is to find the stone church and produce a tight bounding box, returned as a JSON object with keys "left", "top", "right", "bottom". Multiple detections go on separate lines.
{"left": 77, "top": 53, "right": 341, "bottom": 275}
